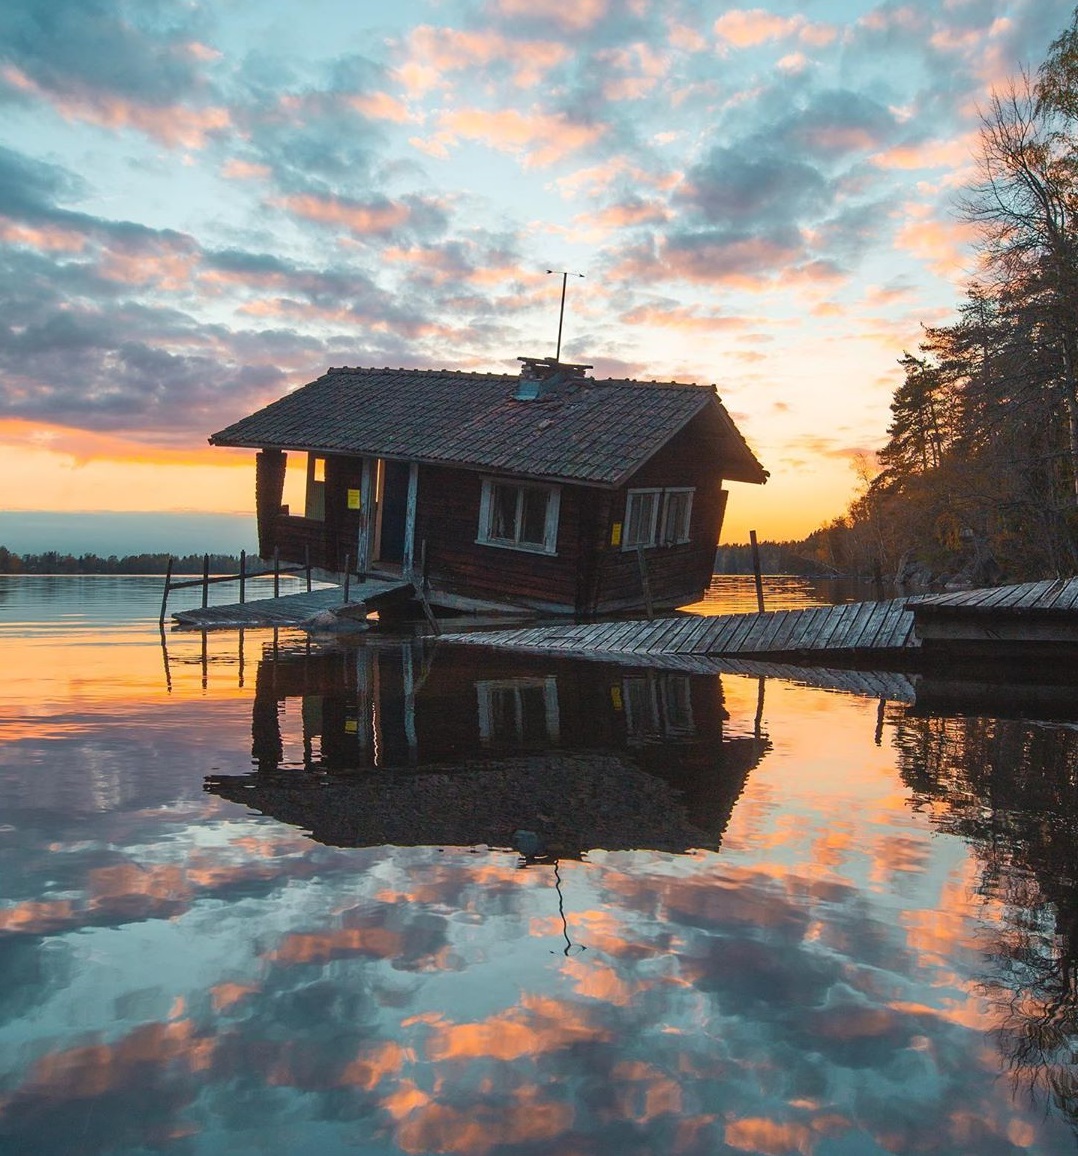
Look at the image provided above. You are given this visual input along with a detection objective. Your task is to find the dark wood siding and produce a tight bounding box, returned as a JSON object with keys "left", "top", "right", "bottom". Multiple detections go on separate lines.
{"left": 414, "top": 464, "right": 584, "bottom": 610}
{"left": 588, "top": 411, "right": 728, "bottom": 614}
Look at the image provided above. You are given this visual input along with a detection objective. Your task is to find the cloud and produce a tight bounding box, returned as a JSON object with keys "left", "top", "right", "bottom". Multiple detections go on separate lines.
{"left": 486, "top": 0, "right": 610, "bottom": 34}
{"left": 713, "top": 9, "right": 837, "bottom": 49}
{"left": 417, "top": 106, "right": 606, "bottom": 168}
{"left": 400, "top": 25, "right": 571, "bottom": 90}
{"left": 0, "top": 0, "right": 228, "bottom": 146}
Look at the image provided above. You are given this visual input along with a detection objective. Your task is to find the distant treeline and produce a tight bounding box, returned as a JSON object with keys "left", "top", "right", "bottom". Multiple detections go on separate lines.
{"left": 714, "top": 542, "right": 841, "bottom": 576}
{"left": 0, "top": 548, "right": 260, "bottom": 575}
{"left": 1, "top": 542, "right": 842, "bottom": 578}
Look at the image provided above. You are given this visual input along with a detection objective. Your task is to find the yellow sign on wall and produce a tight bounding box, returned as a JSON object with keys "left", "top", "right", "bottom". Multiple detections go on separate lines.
{"left": 611, "top": 522, "right": 622, "bottom": 546}
{"left": 347, "top": 488, "right": 361, "bottom": 510}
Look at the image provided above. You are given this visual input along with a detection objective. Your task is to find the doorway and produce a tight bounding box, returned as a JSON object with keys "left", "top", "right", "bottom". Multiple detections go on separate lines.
{"left": 375, "top": 459, "right": 412, "bottom": 566}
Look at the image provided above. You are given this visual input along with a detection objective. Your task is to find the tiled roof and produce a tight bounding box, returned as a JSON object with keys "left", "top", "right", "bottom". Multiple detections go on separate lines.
{"left": 209, "top": 366, "right": 767, "bottom": 487}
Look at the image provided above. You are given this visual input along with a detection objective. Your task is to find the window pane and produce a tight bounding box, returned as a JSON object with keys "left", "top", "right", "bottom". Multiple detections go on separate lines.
{"left": 489, "top": 484, "right": 517, "bottom": 540}
{"left": 664, "top": 491, "right": 690, "bottom": 543}
{"left": 519, "top": 487, "right": 548, "bottom": 545}
{"left": 626, "top": 492, "right": 656, "bottom": 546}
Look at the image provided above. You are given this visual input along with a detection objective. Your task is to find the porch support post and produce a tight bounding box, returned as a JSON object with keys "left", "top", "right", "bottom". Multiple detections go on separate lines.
{"left": 255, "top": 449, "right": 287, "bottom": 559}
{"left": 403, "top": 462, "right": 418, "bottom": 576}
{"left": 356, "top": 457, "right": 373, "bottom": 575}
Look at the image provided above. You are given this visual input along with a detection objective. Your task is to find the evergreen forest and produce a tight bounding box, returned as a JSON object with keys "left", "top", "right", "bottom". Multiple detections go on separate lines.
{"left": 801, "top": 8, "right": 1078, "bottom": 587}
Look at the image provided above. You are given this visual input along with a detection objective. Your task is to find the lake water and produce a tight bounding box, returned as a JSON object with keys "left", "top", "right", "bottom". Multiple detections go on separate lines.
{"left": 1, "top": 575, "right": 1076, "bottom": 1154}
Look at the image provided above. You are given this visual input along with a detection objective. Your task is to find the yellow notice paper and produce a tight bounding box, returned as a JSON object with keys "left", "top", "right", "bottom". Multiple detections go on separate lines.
{"left": 347, "top": 489, "right": 361, "bottom": 510}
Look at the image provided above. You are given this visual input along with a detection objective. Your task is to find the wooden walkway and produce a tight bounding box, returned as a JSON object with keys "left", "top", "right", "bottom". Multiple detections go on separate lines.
{"left": 443, "top": 595, "right": 920, "bottom": 665}
{"left": 913, "top": 576, "right": 1078, "bottom": 614}
{"left": 171, "top": 579, "right": 412, "bottom": 628}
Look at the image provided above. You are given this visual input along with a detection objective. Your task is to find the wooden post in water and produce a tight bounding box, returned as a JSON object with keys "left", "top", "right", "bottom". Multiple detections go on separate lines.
{"left": 202, "top": 554, "right": 210, "bottom": 609}
{"left": 239, "top": 550, "right": 246, "bottom": 605}
{"left": 273, "top": 547, "right": 280, "bottom": 598}
{"left": 305, "top": 544, "right": 311, "bottom": 592}
{"left": 635, "top": 547, "right": 655, "bottom": 620}
{"left": 749, "top": 530, "right": 765, "bottom": 614}
{"left": 159, "top": 556, "right": 173, "bottom": 626}
{"left": 343, "top": 553, "right": 351, "bottom": 603}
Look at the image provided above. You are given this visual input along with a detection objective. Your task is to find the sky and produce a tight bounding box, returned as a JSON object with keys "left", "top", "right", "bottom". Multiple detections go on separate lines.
{"left": 0, "top": 0, "right": 1074, "bottom": 551}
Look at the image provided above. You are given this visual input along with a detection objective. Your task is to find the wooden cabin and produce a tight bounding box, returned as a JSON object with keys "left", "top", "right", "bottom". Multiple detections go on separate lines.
{"left": 209, "top": 356, "right": 767, "bottom": 616}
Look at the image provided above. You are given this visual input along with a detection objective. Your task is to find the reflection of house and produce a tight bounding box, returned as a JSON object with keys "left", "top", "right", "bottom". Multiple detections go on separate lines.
{"left": 206, "top": 641, "right": 770, "bottom": 857}
{"left": 208, "top": 359, "right": 766, "bottom": 615}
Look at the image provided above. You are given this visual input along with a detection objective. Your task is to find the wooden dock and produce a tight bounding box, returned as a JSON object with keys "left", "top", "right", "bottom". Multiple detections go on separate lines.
{"left": 443, "top": 576, "right": 1078, "bottom": 669}
{"left": 172, "top": 579, "right": 413, "bottom": 628}
{"left": 443, "top": 594, "right": 920, "bottom": 665}
{"left": 911, "top": 576, "right": 1078, "bottom": 647}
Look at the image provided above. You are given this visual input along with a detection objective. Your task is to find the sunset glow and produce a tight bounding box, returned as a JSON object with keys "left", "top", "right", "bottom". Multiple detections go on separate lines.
{"left": 1, "top": 1, "right": 1073, "bottom": 547}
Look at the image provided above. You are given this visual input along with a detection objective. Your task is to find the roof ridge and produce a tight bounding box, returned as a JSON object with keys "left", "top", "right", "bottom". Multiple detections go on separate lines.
{"left": 326, "top": 365, "right": 511, "bottom": 377}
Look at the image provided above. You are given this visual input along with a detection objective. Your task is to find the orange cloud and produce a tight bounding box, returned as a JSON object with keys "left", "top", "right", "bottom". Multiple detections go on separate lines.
{"left": 337, "top": 1041, "right": 414, "bottom": 1089}
{"left": 425, "top": 994, "right": 610, "bottom": 1062}
{"left": 269, "top": 925, "right": 405, "bottom": 964}
{"left": 393, "top": 1090, "right": 572, "bottom": 1156}
{"left": 894, "top": 204, "right": 978, "bottom": 279}
{"left": 724, "top": 1116, "right": 815, "bottom": 1154}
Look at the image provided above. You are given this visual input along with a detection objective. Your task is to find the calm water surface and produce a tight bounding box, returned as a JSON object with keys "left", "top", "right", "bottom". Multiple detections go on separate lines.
{"left": 1, "top": 576, "right": 1076, "bottom": 1154}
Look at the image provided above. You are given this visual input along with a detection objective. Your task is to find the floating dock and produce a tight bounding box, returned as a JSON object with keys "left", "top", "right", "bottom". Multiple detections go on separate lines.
{"left": 171, "top": 578, "right": 413, "bottom": 628}
{"left": 442, "top": 577, "right": 1078, "bottom": 668}
{"left": 443, "top": 594, "right": 919, "bottom": 665}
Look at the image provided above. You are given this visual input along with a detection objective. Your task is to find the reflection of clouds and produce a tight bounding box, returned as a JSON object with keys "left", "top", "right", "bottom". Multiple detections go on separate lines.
{"left": 4, "top": 628, "right": 1078, "bottom": 1152}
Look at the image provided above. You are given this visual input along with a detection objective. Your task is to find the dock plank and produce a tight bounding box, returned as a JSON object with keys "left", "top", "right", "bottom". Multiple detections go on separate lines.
{"left": 693, "top": 614, "right": 747, "bottom": 654}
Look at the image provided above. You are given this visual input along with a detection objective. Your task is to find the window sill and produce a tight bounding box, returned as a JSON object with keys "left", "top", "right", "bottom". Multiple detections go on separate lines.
{"left": 476, "top": 537, "right": 557, "bottom": 557}
{"left": 621, "top": 540, "right": 690, "bottom": 552}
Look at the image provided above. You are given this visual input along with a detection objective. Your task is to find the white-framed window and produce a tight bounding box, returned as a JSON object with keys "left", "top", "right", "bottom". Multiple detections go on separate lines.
{"left": 623, "top": 488, "right": 661, "bottom": 548}
{"left": 622, "top": 487, "right": 694, "bottom": 549}
{"left": 476, "top": 677, "right": 560, "bottom": 747}
{"left": 477, "top": 478, "right": 561, "bottom": 555}
{"left": 622, "top": 673, "right": 695, "bottom": 741}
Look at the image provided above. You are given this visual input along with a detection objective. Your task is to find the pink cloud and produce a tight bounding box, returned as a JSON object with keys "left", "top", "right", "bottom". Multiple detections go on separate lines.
{"left": 402, "top": 26, "right": 570, "bottom": 89}
{"left": 596, "top": 43, "right": 669, "bottom": 101}
{"left": 620, "top": 304, "right": 750, "bottom": 334}
{"left": 220, "top": 159, "right": 271, "bottom": 181}
{"left": 2, "top": 65, "right": 229, "bottom": 148}
{"left": 894, "top": 204, "right": 978, "bottom": 279}
{"left": 346, "top": 91, "right": 417, "bottom": 123}
{"left": 714, "top": 9, "right": 836, "bottom": 49}
{"left": 419, "top": 107, "right": 605, "bottom": 168}
{"left": 871, "top": 134, "right": 979, "bottom": 173}
{"left": 490, "top": 0, "right": 608, "bottom": 33}
{"left": 279, "top": 194, "right": 412, "bottom": 236}
{"left": 0, "top": 218, "right": 87, "bottom": 252}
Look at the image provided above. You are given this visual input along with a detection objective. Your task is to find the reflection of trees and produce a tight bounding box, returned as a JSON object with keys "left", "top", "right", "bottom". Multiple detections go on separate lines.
{"left": 891, "top": 712, "right": 1078, "bottom": 1130}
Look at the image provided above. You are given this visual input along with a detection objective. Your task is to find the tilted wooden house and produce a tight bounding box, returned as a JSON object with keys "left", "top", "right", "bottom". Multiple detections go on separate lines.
{"left": 209, "top": 356, "right": 767, "bottom": 616}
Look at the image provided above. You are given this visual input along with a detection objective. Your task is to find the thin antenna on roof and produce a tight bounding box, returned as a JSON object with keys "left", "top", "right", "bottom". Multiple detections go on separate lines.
{"left": 546, "top": 269, "right": 584, "bottom": 362}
